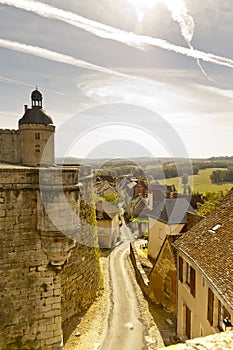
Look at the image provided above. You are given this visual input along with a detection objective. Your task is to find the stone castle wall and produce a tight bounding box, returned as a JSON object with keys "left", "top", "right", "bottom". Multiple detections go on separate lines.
{"left": 0, "top": 129, "right": 20, "bottom": 164}
{"left": 0, "top": 165, "right": 101, "bottom": 349}
{"left": 19, "top": 124, "right": 55, "bottom": 166}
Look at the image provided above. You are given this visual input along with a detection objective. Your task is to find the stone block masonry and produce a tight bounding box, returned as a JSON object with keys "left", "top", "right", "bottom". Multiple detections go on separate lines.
{"left": 0, "top": 164, "right": 101, "bottom": 350}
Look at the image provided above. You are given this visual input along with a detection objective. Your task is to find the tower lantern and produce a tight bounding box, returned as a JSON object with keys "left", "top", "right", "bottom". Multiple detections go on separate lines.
{"left": 31, "top": 87, "right": 43, "bottom": 108}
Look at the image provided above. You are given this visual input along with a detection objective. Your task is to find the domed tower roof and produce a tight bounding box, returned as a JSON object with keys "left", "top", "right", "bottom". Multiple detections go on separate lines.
{"left": 19, "top": 88, "right": 53, "bottom": 126}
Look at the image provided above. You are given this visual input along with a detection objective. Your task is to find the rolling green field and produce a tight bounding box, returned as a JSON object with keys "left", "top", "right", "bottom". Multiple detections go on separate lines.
{"left": 160, "top": 168, "right": 233, "bottom": 193}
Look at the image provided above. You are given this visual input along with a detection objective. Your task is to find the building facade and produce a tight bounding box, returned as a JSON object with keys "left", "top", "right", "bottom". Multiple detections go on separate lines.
{"left": 147, "top": 198, "right": 195, "bottom": 261}
{"left": 175, "top": 189, "right": 233, "bottom": 340}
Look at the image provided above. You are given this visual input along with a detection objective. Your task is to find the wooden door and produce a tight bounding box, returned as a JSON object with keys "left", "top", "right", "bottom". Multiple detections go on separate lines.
{"left": 186, "top": 306, "right": 191, "bottom": 339}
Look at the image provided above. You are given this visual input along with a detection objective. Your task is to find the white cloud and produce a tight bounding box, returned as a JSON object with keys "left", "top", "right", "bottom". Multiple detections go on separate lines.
{"left": 193, "top": 84, "right": 233, "bottom": 100}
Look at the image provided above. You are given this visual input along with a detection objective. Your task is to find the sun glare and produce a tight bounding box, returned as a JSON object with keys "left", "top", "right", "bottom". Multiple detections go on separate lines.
{"left": 127, "top": 0, "right": 161, "bottom": 22}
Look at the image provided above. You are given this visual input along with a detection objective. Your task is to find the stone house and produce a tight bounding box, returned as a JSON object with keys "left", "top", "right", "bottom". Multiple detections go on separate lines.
{"left": 148, "top": 203, "right": 202, "bottom": 313}
{"left": 174, "top": 188, "right": 233, "bottom": 341}
{"left": 116, "top": 177, "right": 130, "bottom": 198}
{"left": 125, "top": 194, "right": 149, "bottom": 219}
{"left": 95, "top": 179, "right": 116, "bottom": 197}
{"left": 148, "top": 184, "right": 177, "bottom": 209}
{"left": 149, "top": 236, "right": 177, "bottom": 312}
{"left": 96, "top": 200, "right": 121, "bottom": 248}
{"left": 116, "top": 177, "right": 147, "bottom": 206}
{"left": 147, "top": 198, "right": 196, "bottom": 261}
{"left": 133, "top": 180, "right": 148, "bottom": 197}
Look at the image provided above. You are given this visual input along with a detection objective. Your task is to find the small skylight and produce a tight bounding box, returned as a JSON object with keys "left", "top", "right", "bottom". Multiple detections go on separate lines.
{"left": 209, "top": 223, "right": 221, "bottom": 233}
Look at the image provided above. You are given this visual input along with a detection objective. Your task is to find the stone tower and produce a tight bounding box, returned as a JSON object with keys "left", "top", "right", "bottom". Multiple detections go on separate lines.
{"left": 18, "top": 88, "right": 55, "bottom": 166}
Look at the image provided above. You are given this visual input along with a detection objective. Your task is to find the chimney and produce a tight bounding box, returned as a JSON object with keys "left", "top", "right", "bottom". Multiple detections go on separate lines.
{"left": 24, "top": 105, "right": 28, "bottom": 113}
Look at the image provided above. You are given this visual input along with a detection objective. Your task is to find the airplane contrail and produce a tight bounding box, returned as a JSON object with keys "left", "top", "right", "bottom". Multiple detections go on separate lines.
{"left": 0, "top": 38, "right": 125, "bottom": 77}
{"left": 164, "top": 0, "right": 194, "bottom": 43}
{"left": 1, "top": 0, "right": 233, "bottom": 70}
{"left": 163, "top": 0, "right": 211, "bottom": 80}
{"left": 0, "top": 75, "right": 65, "bottom": 95}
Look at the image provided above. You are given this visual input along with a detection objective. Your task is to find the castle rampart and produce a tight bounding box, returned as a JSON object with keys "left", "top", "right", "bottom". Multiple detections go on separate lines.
{"left": 0, "top": 164, "right": 101, "bottom": 349}
{"left": 0, "top": 129, "right": 20, "bottom": 164}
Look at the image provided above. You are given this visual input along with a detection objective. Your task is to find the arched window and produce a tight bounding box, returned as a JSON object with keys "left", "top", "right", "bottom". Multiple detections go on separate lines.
{"left": 35, "top": 144, "right": 40, "bottom": 153}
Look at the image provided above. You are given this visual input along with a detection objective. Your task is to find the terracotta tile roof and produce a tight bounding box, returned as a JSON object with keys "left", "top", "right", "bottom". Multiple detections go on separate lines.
{"left": 174, "top": 188, "right": 233, "bottom": 309}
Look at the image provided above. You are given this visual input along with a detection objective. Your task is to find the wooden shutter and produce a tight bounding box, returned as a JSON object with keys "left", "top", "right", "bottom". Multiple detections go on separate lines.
{"left": 218, "top": 300, "right": 222, "bottom": 330}
{"left": 179, "top": 256, "right": 183, "bottom": 282}
{"left": 207, "top": 288, "right": 214, "bottom": 325}
{"left": 190, "top": 267, "right": 196, "bottom": 297}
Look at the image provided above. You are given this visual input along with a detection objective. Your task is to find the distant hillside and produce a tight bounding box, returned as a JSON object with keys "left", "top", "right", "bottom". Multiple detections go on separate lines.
{"left": 56, "top": 157, "right": 233, "bottom": 176}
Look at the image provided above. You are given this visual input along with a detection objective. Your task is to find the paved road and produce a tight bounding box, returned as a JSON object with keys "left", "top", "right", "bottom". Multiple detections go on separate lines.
{"left": 100, "top": 222, "right": 150, "bottom": 350}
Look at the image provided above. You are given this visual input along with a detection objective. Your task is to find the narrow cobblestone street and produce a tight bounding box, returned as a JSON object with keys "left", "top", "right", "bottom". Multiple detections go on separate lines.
{"left": 64, "top": 222, "right": 177, "bottom": 349}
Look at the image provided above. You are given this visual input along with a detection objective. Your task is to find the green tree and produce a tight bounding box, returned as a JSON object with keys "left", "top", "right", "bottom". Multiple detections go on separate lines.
{"left": 197, "top": 190, "right": 227, "bottom": 216}
{"left": 101, "top": 193, "right": 118, "bottom": 202}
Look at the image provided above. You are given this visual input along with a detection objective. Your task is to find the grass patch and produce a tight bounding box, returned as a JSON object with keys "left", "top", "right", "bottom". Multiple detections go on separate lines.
{"left": 160, "top": 168, "right": 233, "bottom": 193}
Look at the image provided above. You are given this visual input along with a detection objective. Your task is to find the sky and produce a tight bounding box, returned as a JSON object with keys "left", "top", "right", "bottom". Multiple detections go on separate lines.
{"left": 0, "top": 0, "right": 233, "bottom": 160}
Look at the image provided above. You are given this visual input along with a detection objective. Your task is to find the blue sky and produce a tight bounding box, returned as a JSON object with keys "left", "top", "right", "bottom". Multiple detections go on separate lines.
{"left": 0, "top": 0, "right": 233, "bottom": 159}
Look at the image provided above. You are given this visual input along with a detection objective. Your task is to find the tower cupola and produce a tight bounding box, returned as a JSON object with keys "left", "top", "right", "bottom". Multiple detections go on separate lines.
{"left": 19, "top": 88, "right": 53, "bottom": 126}
{"left": 31, "top": 88, "right": 43, "bottom": 108}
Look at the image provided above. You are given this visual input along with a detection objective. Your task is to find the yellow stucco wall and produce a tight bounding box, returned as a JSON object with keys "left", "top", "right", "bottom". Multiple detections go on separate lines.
{"left": 148, "top": 217, "right": 184, "bottom": 261}
{"left": 177, "top": 254, "right": 233, "bottom": 340}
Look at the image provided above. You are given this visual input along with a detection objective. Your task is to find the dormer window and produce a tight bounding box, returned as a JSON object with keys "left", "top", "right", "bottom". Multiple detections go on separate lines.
{"left": 96, "top": 210, "right": 103, "bottom": 219}
{"left": 209, "top": 224, "right": 221, "bottom": 233}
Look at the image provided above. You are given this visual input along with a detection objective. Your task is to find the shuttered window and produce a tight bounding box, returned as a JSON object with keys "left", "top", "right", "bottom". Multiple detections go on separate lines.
{"left": 207, "top": 288, "right": 214, "bottom": 325}
{"left": 179, "top": 256, "right": 183, "bottom": 282}
{"left": 190, "top": 267, "right": 196, "bottom": 297}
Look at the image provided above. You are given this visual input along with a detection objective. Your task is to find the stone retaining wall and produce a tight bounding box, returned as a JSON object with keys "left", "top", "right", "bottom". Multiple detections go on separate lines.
{"left": 0, "top": 165, "right": 101, "bottom": 349}
{"left": 129, "top": 242, "right": 151, "bottom": 300}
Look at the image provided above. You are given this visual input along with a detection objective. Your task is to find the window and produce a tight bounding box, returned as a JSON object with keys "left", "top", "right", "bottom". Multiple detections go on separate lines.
{"left": 190, "top": 267, "right": 196, "bottom": 297}
{"left": 186, "top": 263, "right": 191, "bottom": 286}
{"left": 164, "top": 277, "right": 171, "bottom": 296}
{"left": 183, "top": 304, "right": 191, "bottom": 339}
{"left": 186, "top": 263, "right": 196, "bottom": 297}
{"left": 179, "top": 256, "right": 183, "bottom": 283}
{"left": 96, "top": 210, "right": 103, "bottom": 219}
{"left": 35, "top": 132, "right": 40, "bottom": 140}
{"left": 209, "top": 223, "right": 221, "bottom": 233}
{"left": 218, "top": 300, "right": 230, "bottom": 331}
{"left": 35, "top": 144, "right": 40, "bottom": 153}
{"left": 207, "top": 288, "right": 214, "bottom": 325}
